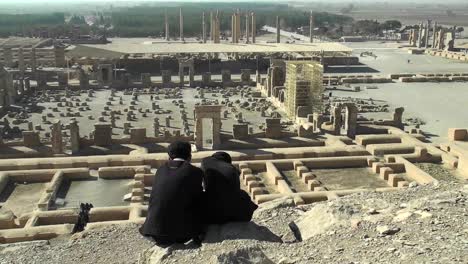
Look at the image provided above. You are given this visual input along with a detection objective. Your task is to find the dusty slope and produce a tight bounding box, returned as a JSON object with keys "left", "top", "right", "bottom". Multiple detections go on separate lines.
{"left": 1, "top": 180, "right": 467, "bottom": 264}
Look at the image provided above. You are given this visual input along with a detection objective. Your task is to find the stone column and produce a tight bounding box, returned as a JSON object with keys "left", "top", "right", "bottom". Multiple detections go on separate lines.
{"left": 276, "top": 16, "right": 281, "bottom": 44}
{"left": 162, "top": 70, "right": 171, "bottom": 86}
{"left": 70, "top": 120, "right": 80, "bottom": 154}
{"left": 123, "top": 73, "right": 132, "bottom": 88}
{"left": 18, "top": 47, "right": 25, "bottom": 74}
{"left": 165, "top": 11, "right": 170, "bottom": 41}
{"left": 331, "top": 106, "right": 342, "bottom": 135}
{"left": 270, "top": 66, "right": 281, "bottom": 97}
{"left": 221, "top": 70, "right": 231, "bottom": 86}
{"left": 236, "top": 11, "right": 241, "bottom": 44}
{"left": 432, "top": 22, "right": 438, "bottom": 48}
{"left": 23, "top": 131, "right": 41, "bottom": 147}
{"left": 266, "top": 67, "right": 273, "bottom": 96}
{"left": 6, "top": 72, "right": 16, "bottom": 105}
{"left": 309, "top": 11, "right": 314, "bottom": 43}
{"left": 0, "top": 90, "right": 6, "bottom": 107}
{"left": 58, "top": 72, "right": 68, "bottom": 88}
{"left": 245, "top": 13, "right": 250, "bottom": 44}
{"left": 425, "top": 21, "right": 430, "bottom": 49}
{"left": 210, "top": 12, "right": 214, "bottom": 41}
{"left": 179, "top": 8, "right": 184, "bottom": 41}
{"left": 417, "top": 22, "right": 423, "bottom": 48}
{"left": 51, "top": 120, "right": 63, "bottom": 154}
{"left": 31, "top": 48, "right": 37, "bottom": 73}
{"left": 79, "top": 68, "right": 89, "bottom": 90}
{"left": 411, "top": 29, "right": 418, "bottom": 47}
{"left": 130, "top": 128, "right": 147, "bottom": 144}
{"left": 93, "top": 123, "right": 112, "bottom": 146}
{"left": 212, "top": 116, "right": 222, "bottom": 148}
{"left": 256, "top": 70, "right": 261, "bottom": 84}
{"left": 393, "top": 107, "right": 405, "bottom": 129}
{"left": 141, "top": 73, "right": 151, "bottom": 87}
{"left": 37, "top": 71, "right": 47, "bottom": 90}
{"left": 202, "top": 12, "right": 207, "bottom": 43}
{"left": 202, "top": 72, "right": 211, "bottom": 86}
{"left": 437, "top": 29, "right": 445, "bottom": 50}
{"left": 189, "top": 67, "right": 195, "bottom": 87}
{"left": 408, "top": 29, "right": 414, "bottom": 46}
{"left": 195, "top": 118, "right": 203, "bottom": 148}
{"left": 153, "top": 118, "right": 160, "bottom": 136}
{"left": 178, "top": 66, "right": 184, "bottom": 88}
{"left": 214, "top": 10, "right": 220, "bottom": 44}
{"left": 24, "top": 77, "right": 30, "bottom": 92}
{"left": 54, "top": 45, "right": 66, "bottom": 68}
{"left": 165, "top": 116, "right": 171, "bottom": 127}
{"left": 18, "top": 78, "right": 24, "bottom": 95}
{"left": 344, "top": 105, "right": 358, "bottom": 138}
{"left": 240, "top": 69, "right": 251, "bottom": 84}
{"left": 3, "top": 47, "right": 13, "bottom": 68}
{"left": 265, "top": 118, "right": 282, "bottom": 138}
{"left": 231, "top": 14, "right": 236, "bottom": 43}
{"left": 251, "top": 12, "right": 256, "bottom": 43}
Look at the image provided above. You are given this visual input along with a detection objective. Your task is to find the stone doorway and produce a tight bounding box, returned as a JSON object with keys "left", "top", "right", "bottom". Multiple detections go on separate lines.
{"left": 194, "top": 105, "right": 222, "bottom": 150}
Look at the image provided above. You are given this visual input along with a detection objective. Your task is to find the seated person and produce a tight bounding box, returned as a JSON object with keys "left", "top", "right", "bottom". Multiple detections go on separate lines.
{"left": 140, "top": 141, "right": 204, "bottom": 246}
{"left": 201, "top": 152, "right": 258, "bottom": 225}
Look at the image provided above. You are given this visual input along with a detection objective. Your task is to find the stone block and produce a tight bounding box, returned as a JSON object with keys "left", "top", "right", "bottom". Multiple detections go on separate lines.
{"left": 293, "top": 161, "right": 304, "bottom": 170}
{"left": 302, "top": 172, "right": 316, "bottom": 184}
{"left": 240, "top": 168, "right": 252, "bottom": 179}
{"left": 130, "top": 128, "right": 147, "bottom": 144}
{"left": 22, "top": 131, "right": 41, "bottom": 147}
{"left": 380, "top": 167, "right": 394, "bottom": 181}
{"left": 448, "top": 128, "right": 468, "bottom": 141}
{"left": 388, "top": 174, "right": 404, "bottom": 187}
{"left": 233, "top": 124, "right": 249, "bottom": 139}
{"left": 307, "top": 180, "right": 321, "bottom": 191}
{"left": 244, "top": 174, "right": 257, "bottom": 185}
{"left": 372, "top": 162, "right": 384, "bottom": 173}
{"left": 247, "top": 181, "right": 261, "bottom": 192}
{"left": 296, "top": 166, "right": 309, "bottom": 178}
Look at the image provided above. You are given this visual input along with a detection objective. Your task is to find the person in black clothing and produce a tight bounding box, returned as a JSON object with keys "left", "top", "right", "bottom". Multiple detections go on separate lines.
{"left": 140, "top": 141, "right": 204, "bottom": 246}
{"left": 201, "top": 152, "right": 258, "bottom": 225}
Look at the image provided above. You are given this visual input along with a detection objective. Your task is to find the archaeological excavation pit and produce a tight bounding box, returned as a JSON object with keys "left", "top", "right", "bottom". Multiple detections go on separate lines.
{"left": 53, "top": 177, "right": 133, "bottom": 209}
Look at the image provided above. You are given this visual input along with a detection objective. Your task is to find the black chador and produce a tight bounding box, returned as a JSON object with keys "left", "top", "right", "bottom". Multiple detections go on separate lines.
{"left": 201, "top": 152, "right": 258, "bottom": 225}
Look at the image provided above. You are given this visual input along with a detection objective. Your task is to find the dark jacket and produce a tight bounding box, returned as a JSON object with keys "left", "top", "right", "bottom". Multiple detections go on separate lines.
{"left": 201, "top": 157, "right": 258, "bottom": 224}
{"left": 141, "top": 160, "right": 204, "bottom": 240}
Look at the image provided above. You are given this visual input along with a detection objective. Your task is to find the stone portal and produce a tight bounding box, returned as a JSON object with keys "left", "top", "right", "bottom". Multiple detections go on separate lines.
{"left": 194, "top": 105, "right": 222, "bottom": 149}
{"left": 178, "top": 59, "right": 194, "bottom": 87}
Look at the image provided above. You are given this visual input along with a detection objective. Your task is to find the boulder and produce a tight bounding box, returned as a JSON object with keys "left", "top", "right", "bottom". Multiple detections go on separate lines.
{"left": 204, "top": 222, "right": 281, "bottom": 243}
{"left": 211, "top": 246, "right": 275, "bottom": 264}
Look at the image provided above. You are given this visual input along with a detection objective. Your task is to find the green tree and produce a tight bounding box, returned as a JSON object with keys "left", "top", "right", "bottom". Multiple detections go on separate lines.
{"left": 382, "top": 20, "right": 402, "bottom": 31}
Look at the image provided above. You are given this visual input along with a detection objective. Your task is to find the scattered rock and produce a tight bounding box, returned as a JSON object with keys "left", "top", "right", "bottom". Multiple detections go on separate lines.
{"left": 376, "top": 225, "right": 401, "bottom": 236}
{"left": 204, "top": 222, "right": 282, "bottom": 243}
{"left": 212, "top": 246, "right": 275, "bottom": 264}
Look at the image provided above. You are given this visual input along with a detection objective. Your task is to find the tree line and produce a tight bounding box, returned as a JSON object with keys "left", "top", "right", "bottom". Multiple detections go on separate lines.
{"left": 0, "top": 3, "right": 413, "bottom": 39}
{"left": 108, "top": 3, "right": 353, "bottom": 38}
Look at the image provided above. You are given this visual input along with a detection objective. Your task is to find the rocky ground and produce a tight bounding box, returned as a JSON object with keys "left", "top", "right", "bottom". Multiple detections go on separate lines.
{"left": 1, "top": 179, "right": 467, "bottom": 264}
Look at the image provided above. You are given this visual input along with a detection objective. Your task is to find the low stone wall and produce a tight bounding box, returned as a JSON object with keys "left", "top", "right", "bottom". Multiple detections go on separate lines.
{"left": 341, "top": 77, "right": 393, "bottom": 84}
{"left": 426, "top": 50, "right": 468, "bottom": 62}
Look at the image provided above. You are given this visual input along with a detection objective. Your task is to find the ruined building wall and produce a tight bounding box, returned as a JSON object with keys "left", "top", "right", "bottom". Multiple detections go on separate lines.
{"left": 285, "top": 61, "right": 323, "bottom": 119}
{"left": 120, "top": 57, "right": 271, "bottom": 75}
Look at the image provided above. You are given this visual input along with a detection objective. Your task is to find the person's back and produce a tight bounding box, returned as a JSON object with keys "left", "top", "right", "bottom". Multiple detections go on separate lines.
{"left": 201, "top": 152, "right": 258, "bottom": 225}
{"left": 140, "top": 142, "right": 204, "bottom": 245}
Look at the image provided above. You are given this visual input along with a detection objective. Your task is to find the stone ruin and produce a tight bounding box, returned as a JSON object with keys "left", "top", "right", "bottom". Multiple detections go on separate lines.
{"left": 0, "top": 36, "right": 466, "bottom": 247}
